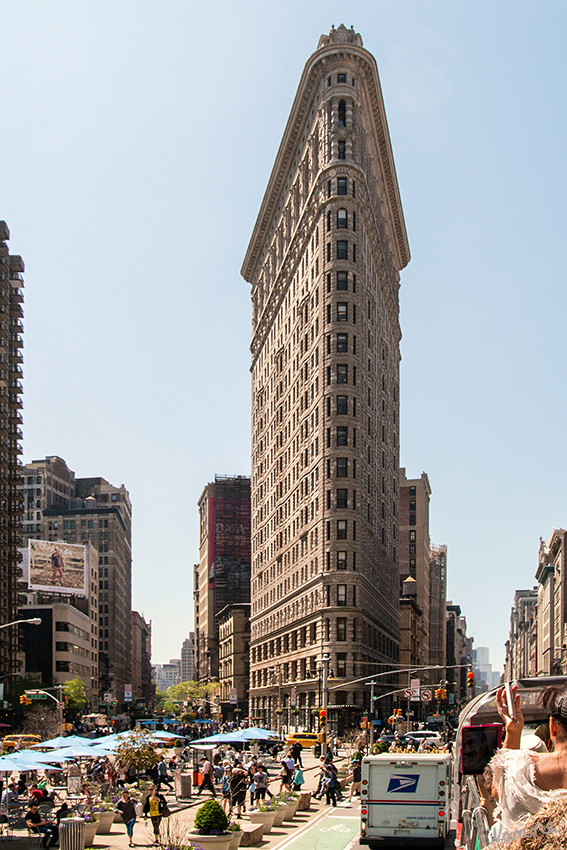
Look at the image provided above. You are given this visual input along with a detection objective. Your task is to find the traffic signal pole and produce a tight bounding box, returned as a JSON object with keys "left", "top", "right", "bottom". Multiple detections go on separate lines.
{"left": 317, "top": 654, "right": 330, "bottom": 757}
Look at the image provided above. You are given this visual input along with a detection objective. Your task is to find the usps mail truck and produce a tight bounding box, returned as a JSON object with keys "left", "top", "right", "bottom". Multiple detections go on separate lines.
{"left": 360, "top": 753, "right": 453, "bottom": 847}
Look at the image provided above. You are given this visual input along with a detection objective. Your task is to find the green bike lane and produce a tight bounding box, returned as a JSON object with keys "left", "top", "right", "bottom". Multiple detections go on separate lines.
{"left": 271, "top": 808, "right": 360, "bottom": 850}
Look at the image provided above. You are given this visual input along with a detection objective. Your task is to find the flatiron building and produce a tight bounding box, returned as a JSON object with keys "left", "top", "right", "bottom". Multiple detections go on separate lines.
{"left": 242, "top": 26, "right": 410, "bottom": 731}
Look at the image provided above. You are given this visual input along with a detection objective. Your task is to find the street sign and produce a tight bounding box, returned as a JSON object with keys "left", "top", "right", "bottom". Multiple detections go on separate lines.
{"left": 25, "top": 692, "right": 46, "bottom": 700}
{"left": 56, "top": 702, "right": 64, "bottom": 710}
{"left": 404, "top": 688, "right": 413, "bottom": 698}
{"left": 410, "top": 678, "right": 421, "bottom": 702}
{"left": 103, "top": 692, "right": 113, "bottom": 703}
{"left": 290, "top": 687, "right": 296, "bottom": 708}
{"left": 421, "top": 690, "right": 432, "bottom": 702}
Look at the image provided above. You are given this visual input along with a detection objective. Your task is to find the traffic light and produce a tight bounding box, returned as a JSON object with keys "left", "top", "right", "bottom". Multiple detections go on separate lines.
{"left": 19, "top": 694, "right": 26, "bottom": 704}
{"left": 441, "top": 689, "right": 447, "bottom": 700}
{"left": 467, "top": 672, "right": 474, "bottom": 689}
{"left": 319, "top": 708, "right": 326, "bottom": 729}
{"left": 435, "top": 689, "right": 441, "bottom": 699}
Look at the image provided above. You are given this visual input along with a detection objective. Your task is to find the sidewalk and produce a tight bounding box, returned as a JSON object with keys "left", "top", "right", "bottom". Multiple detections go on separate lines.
{"left": 6, "top": 751, "right": 359, "bottom": 850}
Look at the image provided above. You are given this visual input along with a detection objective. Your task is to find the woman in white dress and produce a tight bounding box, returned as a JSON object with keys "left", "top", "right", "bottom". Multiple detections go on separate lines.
{"left": 490, "top": 684, "right": 567, "bottom": 834}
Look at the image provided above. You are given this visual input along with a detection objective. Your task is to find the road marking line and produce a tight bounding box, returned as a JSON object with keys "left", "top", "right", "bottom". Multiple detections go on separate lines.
{"left": 271, "top": 807, "right": 330, "bottom": 850}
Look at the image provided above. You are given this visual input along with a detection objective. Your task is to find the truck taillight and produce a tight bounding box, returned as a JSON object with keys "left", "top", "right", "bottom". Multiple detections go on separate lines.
{"left": 438, "top": 811, "right": 445, "bottom": 818}
{"left": 361, "top": 809, "right": 367, "bottom": 816}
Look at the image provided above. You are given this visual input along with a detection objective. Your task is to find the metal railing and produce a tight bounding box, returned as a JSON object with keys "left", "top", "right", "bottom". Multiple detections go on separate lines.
{"left": 460, "top": 775, "right": 491, "bottom": 849}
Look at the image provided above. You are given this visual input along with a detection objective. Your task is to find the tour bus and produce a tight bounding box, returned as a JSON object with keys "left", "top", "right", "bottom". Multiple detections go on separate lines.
{"left": 452, "top": 675, "right": 567, "bottom": 850}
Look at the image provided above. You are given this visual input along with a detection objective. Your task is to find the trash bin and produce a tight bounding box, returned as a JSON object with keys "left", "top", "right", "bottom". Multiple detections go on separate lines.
{"left": 179, "top": 773, "right": 192, "bottom": 799}
{"left": 60, "top": 818, "right": 86, "bottom": 850}
{"left": 314, "top": 744, "right": 321, "bottom": 757}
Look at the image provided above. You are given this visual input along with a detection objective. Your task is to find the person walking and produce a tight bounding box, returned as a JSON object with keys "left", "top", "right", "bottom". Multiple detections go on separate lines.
{"left": 143, "top": 785, "right": 167, "bottom": 845}
{"left": 230, "top": 766, "right": 248, "bottom": 817}
{"left": 252, "top": 765, "right": 267, "bottom": 803}
{"left": 196, "top": 757, "right": 217, "bottom": 797}
{"left": 348, "top": 760, "right": 361, "bottom": 802}
{"left": 116, "top": 790, "right": 137, "bottom": 847}
{"left": 156, "top": 758, "right": 173, "bottom": 792}
{"left": 323, "top": 764, "right": 338, "bottom": 808}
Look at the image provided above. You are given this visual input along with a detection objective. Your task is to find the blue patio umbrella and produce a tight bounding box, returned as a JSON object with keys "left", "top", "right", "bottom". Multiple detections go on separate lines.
{"left": 34, "top": 735, "right": 92, "bottom": 749}
{"left": 0, "top": 754, "right": 63, "bottom": 771}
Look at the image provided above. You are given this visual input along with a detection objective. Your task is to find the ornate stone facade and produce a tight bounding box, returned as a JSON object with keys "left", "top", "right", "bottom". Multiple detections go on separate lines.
{"left": 242, "top": 26, "right": 410, "bottom": 731}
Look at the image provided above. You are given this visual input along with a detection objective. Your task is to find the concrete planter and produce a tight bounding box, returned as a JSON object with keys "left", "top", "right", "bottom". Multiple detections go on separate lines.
{"left": 272, "top": 805, "right": 287, "bottom": 827}
{"left": 96, "top": 811, "right": 115, "bottom": 834}
{"left": 228, "top": 830, "right": 243, "bottom": 850}
{"left": 83, "top": 820, "right": 98, "bottom": 845}
{"left": 247, "top": 811, "right": 276, "bottom": 834}
{"left": 282, "top": 799, "right": 299, "bottom": 820}
{"left": 189, "top": 834, "right": 233, "bottom": 850}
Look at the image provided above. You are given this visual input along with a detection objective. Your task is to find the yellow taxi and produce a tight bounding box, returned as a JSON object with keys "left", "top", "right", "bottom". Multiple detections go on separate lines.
{"left": 284, "top": 731, "right": 324, "bottom": 749}
{"left": 3, "top": 734, "right": 42, "bottom": 751}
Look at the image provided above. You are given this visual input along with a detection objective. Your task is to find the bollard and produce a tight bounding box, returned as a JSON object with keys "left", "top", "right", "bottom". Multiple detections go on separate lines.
{"left": 59, "top": 817, "right": 86, "bottom": 850}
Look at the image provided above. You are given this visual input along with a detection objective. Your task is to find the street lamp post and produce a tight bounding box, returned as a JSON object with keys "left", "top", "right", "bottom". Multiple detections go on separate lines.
{"left": 0, "top": 618, "right": 42, "bottom": 630}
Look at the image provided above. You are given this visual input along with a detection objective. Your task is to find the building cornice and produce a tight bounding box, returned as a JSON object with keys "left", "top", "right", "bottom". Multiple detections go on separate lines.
{"left": 241, "top": 38, "right": 409, "bottom": 285}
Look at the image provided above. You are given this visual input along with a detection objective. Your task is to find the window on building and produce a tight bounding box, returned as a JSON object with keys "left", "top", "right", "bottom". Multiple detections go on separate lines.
{"left": 338, "top": 74, "right": 347, "bottom": 84}
{"left": 337, "top": 520, "right": 347, "bottom": 539}
{"left": 337, "top": 585, "right": 347, "bottom": 606}
{"left": 337, "top": 364, "right": 348, "bottom": 383}
{"left": 337, "top": 271, "right": 348, "bottom": 290}
{"left": 409, "top": 530, "right": 416, "bottom": 541}
{"left": 337, "top": 333, "right": 348, "bottom": 352}
{"left": 338, "top": 140, "right": 346, "bottom": 159}
{"left": 337, "top": 177, "right": 347, "bottom": 195}
{"left": 409, "top": 544, "right": 416, "bottom": 555}
{"left": 337, "top": 551, "right": 347, "bottom": 570}
{"left": 337, "top": 209, "right": 347, "bottom": 228}
{"left": 410, "top": 486, "right": 416, "bottom": 496}
{"left": 337, "top": 303, "right": 348, "bottom": 322}
{"left": 337, "top": 617, "right": 347, "bottom": 641}
{"left": 410, "top": 500, "right": 416, "bottom": 511}
{"left": 337, "top": 653, "right": 347, "bottom": 677}
{"left": 336, "top": 427, "right": 348, "bottom": 447}
{"left": 337, "top": 458, "right": 347, "bottom": 477}
{"left": 337, "top": 240, "right": 348, "bottom": 259}
{"left": 409, "top": 515, "right": 416, "bottom": 526}
{"left": 337, "top": 396, "right": 348, "bottom": 415}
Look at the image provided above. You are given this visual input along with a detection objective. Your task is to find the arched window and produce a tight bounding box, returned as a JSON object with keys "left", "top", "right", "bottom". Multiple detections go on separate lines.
{"left": 337, "top": 209, "right": 347, "bottom": 229}
{"left": 338, "top": 99, "right": 346, "bottom": 126}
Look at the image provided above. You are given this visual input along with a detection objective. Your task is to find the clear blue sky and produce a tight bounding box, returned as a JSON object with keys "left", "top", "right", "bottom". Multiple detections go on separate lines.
{"left": 1, "top": 1, "right": 565, "bottom": 674}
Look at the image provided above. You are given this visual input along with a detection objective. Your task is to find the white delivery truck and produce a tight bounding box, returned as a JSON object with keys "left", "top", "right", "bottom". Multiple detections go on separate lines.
{"left": 360, "top": 752, "right": 453, "bottom": 847}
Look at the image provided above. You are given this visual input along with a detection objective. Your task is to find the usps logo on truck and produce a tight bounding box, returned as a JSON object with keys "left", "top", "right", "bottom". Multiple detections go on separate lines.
{"left": 387, "top": 774, "right": 420, "bottom": 793}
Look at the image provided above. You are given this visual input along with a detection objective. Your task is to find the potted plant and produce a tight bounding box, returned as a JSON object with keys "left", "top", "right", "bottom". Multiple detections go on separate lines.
{"left": 81, "top": 811, "right": 99, "bottom": 845}
{"left": 227, "top": 820, "right": 243, "bottom": 850}
{"left": 93, "top": 803, "right": 115, "bottom": 834}
{"left": 174, "top": 739, "right": 183, "bottom": 756}
{"left": 191, "top": 800, "right": 232, "bottom": 850}
{"left": 282, "top": 793, "right": 300, "bottom": 820}
{"left": 247, "top": 801, "right": 276, "bottom": 833}
{"left": 271, "top": 799, "right": 288, "bottom": 827}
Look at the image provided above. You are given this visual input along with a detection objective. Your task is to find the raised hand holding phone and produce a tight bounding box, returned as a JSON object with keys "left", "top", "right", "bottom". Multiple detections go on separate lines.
{"left": 496, "top": 682, "right": 523, "bottom": 748}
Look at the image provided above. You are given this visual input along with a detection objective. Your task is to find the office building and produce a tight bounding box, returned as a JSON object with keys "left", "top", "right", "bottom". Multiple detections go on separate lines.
{"left": 242, "top": 26, "right": 410, "bottom": 730}
{"left": 0, "top": 223, "right": 24, "bottom": 679}
{"left": 429, "top": 544, "right": 447, "bottom": 671}
{"left": 194, "top": 476, "right": 251, "bottom": 681}
{"left": 218, "top": 603, "right": 250, "bottom": 720}
{"left": 152, "top": 660, "right": 180, "bottom": 692}
{"left": 399, "top": 470, "right": 431, "bottom": 680}
{"left": 132, "top": 611, "right": 153, "bottom": 708}
{"left": 20, "top": 456, "right": 132, "bottom": 704}
{"left": 180, "top": 633, "right": 195, "bottom": 683}
{"left": 535, "top": 530, "right": 567, "bottom": 676}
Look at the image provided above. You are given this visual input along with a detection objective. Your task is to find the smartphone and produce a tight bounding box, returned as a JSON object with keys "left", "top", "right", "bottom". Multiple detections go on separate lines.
{"left": 505, "top": 681, "right": 517, "bottom": 721}
{"left": 461, "top": 724, "right": 503, "bottom": 775}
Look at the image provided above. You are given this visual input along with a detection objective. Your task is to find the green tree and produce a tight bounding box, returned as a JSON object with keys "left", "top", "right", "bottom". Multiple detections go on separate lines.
{"left": 115, "top": 730, "right": 160, "bottom": 773}
{"left": 63, "top": 678, "right": 88, "bottom": 717}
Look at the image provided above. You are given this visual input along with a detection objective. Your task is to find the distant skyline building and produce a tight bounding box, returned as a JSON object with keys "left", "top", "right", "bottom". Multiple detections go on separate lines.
{"left": 242, "top": 25, "right": 410, "bottom": 731}
{"left": 0, "top": 223, "right": 24, "bottom": 680}
{"left": 20, "top": 456, "right": 132, "bottom": 705}
{"left": 180, "top": 632, "right": 195, "bottom": 682}
{"left": 153, "top": 660, "right": 180, "bottom": 691}
{"left": 194, "top": 475, "right": 251, "bottom": 681}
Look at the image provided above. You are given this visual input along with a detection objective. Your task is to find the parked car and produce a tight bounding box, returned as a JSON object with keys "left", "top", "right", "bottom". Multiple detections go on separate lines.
{"left": 3, "top": 734, "right": 42, "bottom": 751}
{"left": 284, "top": 731, "right": 324, "bottom": 750}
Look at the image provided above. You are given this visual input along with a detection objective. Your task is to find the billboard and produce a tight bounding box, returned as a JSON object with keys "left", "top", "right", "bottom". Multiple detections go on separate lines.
{"left": 26, "top": 540, "right": 87, "bottom": 596}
